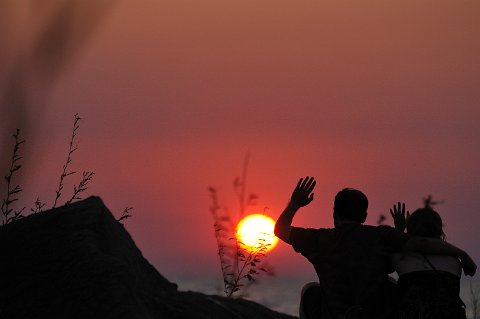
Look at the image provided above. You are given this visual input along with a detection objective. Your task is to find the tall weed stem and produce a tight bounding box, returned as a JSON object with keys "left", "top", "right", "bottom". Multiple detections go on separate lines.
{"left": 1, "top": 129, "right": 25, "bottom": 225}
{"left": 52, "top": 113, "right": 81, "bottom": 208}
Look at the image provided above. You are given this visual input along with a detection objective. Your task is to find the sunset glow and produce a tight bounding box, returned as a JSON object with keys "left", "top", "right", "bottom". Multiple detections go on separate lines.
{"left": 1, "top": 1, "right": 478, "bottom": 282}
{"left": 236, "top": 214, "right": 278, "bottom": 253}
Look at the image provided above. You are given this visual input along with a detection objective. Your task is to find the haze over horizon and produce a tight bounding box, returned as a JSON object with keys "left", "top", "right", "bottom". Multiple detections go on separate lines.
{"left": 1, "top": 0, "right": 479, "bottom": 282}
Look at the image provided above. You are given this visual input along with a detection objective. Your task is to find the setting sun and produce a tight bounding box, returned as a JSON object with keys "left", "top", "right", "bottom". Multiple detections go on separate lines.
{"left": 236, "top": 214, "right": 278, "bottom": 253}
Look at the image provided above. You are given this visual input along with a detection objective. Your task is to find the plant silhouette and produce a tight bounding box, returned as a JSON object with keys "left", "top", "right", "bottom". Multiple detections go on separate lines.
{"left": 209, "top": 154, "right": 274, "bottom": 298}
{"left": 1, "top": 114, "right": 131, "bottom": 225}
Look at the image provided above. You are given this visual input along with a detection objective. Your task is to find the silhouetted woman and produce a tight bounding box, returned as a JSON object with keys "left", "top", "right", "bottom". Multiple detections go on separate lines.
{"left": 390, "top": 203, "right": 467, "bottom": 319}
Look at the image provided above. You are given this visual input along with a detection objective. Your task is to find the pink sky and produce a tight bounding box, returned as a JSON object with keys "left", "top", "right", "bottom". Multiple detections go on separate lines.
{"left": 2, "top": 1, "right": 480, "bottom": 280}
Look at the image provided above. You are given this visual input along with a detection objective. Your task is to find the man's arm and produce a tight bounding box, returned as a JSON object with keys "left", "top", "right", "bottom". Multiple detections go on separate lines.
{"left": 275, "top": 202, "right": 301, "bottom": 244}
{"left": 275, "top": 176, "right": 316, "bottom": 244}
{"left": 402, "top": 237, "right": 477, "bottom": 276}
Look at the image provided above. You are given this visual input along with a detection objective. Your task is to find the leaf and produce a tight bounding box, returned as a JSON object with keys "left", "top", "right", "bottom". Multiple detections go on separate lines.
{"left": 11, "top": 187, "right": 22, "bottom": 194}
{"left": 208, "top": 186, "right": 216, "bottom": 193}
{"left": 247, "top": 193, "right": 259, "bottom": 205}
{"left": 233, "top": 177, "right": 241, "bottom": 187}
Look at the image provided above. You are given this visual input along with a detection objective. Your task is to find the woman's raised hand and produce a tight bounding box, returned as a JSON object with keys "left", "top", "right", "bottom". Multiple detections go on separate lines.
{"left": 390, "top": 202, "right": 410, "bottom": 232}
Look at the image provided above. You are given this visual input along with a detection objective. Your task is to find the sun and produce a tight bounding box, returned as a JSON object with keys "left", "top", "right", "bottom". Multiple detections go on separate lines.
{"left": 236, "top": 214, "right": 278, "bottom": 253}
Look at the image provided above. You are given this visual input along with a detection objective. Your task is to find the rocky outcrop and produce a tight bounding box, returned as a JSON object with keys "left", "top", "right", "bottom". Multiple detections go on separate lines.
{"left": 0, "top": 197, "right": 296, "bottom": 319}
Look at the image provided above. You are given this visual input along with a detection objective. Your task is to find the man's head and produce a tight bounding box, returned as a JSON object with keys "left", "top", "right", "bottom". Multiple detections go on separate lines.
{"left": 333, "top": 188, "right": 368, "bottom": 224}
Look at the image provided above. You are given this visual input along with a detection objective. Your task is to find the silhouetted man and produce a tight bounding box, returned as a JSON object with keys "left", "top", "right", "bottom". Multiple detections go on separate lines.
{"left": 275, "top": 176, "right": 476, "bottom": 319}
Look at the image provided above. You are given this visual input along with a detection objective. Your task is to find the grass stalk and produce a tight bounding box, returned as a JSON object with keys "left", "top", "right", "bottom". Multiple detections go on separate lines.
{"left": 1, "top": 129, "right": 26, "bottom": 225}
{"left": 52, "top": 113, "right": 81, "bottom": 208}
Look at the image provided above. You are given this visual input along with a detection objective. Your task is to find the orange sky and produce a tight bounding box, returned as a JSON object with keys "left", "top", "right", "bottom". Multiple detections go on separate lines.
{"left": 2, "top": 0, "right": 480, "bottom": 279}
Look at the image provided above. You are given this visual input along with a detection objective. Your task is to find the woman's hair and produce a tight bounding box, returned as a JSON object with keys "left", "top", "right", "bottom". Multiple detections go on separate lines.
{"left": 406, "top": 207, "right": 445, "bottom": 240}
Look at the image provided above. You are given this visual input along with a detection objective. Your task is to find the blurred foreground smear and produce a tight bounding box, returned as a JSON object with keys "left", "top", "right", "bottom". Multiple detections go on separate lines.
{"left": 0, "top": 0, "right": 115, "bottom": 188}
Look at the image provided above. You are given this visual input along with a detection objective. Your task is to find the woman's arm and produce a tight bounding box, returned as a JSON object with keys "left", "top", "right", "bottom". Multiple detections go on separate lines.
{"left": 402, "top": 237, "right": 477, "bottom": 276}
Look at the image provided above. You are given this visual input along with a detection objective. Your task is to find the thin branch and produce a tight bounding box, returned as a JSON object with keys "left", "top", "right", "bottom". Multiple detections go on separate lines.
{"left": 117, "top": 206, "right": 133, "bottom": 223}
{"left": 1, "top": 129, "right": 25, "bottom": 225}
{"left": 53, "top": 113, "right": 81, "bottom": 208}
{"left": 65, "top": 171, "right": 94, "bottom": 205}
{"left": 31, "top": 197, "right": 46, "bottom": 214}
{"left": 422, "top": 195, "right": 444, "bottom": 209}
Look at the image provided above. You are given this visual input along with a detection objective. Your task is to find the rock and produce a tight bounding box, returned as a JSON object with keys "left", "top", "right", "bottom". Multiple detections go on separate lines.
{"left": 0, "top": 197, "right": 296, "bottom": 319}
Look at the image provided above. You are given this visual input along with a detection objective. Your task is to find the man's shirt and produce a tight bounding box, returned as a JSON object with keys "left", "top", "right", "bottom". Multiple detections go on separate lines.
{"left": 291, "top": 224, "right": 410, "bottom": 319}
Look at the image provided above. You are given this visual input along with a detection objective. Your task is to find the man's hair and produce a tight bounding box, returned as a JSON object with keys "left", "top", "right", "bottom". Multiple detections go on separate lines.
{"left": 333, "top": 188, "right": 368, "bottom": 223}
{"left": 406, "top": 207, "right": 445, "bottom": 240}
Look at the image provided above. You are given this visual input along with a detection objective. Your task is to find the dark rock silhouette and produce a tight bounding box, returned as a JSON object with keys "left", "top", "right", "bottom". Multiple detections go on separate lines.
{"left": 0, "top": 196, "right": 296, "bottom": 319}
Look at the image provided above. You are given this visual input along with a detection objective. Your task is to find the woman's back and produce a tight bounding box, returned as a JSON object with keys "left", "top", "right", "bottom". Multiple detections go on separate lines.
{"left": 392, "top": 252, "right": 461, "bottom": 277}
{"left": 395, "top": 271, "right": 464, "bottom": 318}
{"left": 389, "top": 205, "right": 466, "bottom": 319}
{"left": 392, "top": 253, "right": 464, "bottom": 318}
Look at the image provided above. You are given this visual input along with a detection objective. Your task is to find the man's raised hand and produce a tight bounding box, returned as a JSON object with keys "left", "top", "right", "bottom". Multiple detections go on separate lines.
{"left": 291, "top": 176, "right": 316, "bottom": 207}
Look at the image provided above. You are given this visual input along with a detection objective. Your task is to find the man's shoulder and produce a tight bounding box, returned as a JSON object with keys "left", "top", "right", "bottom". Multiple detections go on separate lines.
{"left": 361, "top": 224, "right": 395, "bottom": 230}
{"left": 359, "top": 224, "right": 398, "bottom": 234}
{"left": 360, "top": 224, "right": 410, "bottom": 251}
{"left": 298, "top": 224, "right": 398, "bottom": 238}
{"left": 348, "top": 224, "right": 409, "bottom": 247}
{"left": 290, "top": 227, "right": 335, "bottom": 250}
{"left": 291, "top": 226, "right": 335, "bottom": 233}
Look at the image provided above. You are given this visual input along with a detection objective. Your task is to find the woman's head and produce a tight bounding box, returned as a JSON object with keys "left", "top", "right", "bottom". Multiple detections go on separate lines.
{"left": 406, "top": 207, "right": 445, "bottom": 240}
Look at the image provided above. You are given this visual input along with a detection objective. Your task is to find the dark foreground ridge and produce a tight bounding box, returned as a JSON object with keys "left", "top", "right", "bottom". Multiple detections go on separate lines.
{"left": 0, "top": 196, "right": 296, "bottom": 319}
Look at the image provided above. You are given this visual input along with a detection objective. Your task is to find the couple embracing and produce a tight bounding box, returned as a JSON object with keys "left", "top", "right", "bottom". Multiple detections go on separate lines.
{"left": 275, "top": 177, "right": 477, "bottom": 319}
